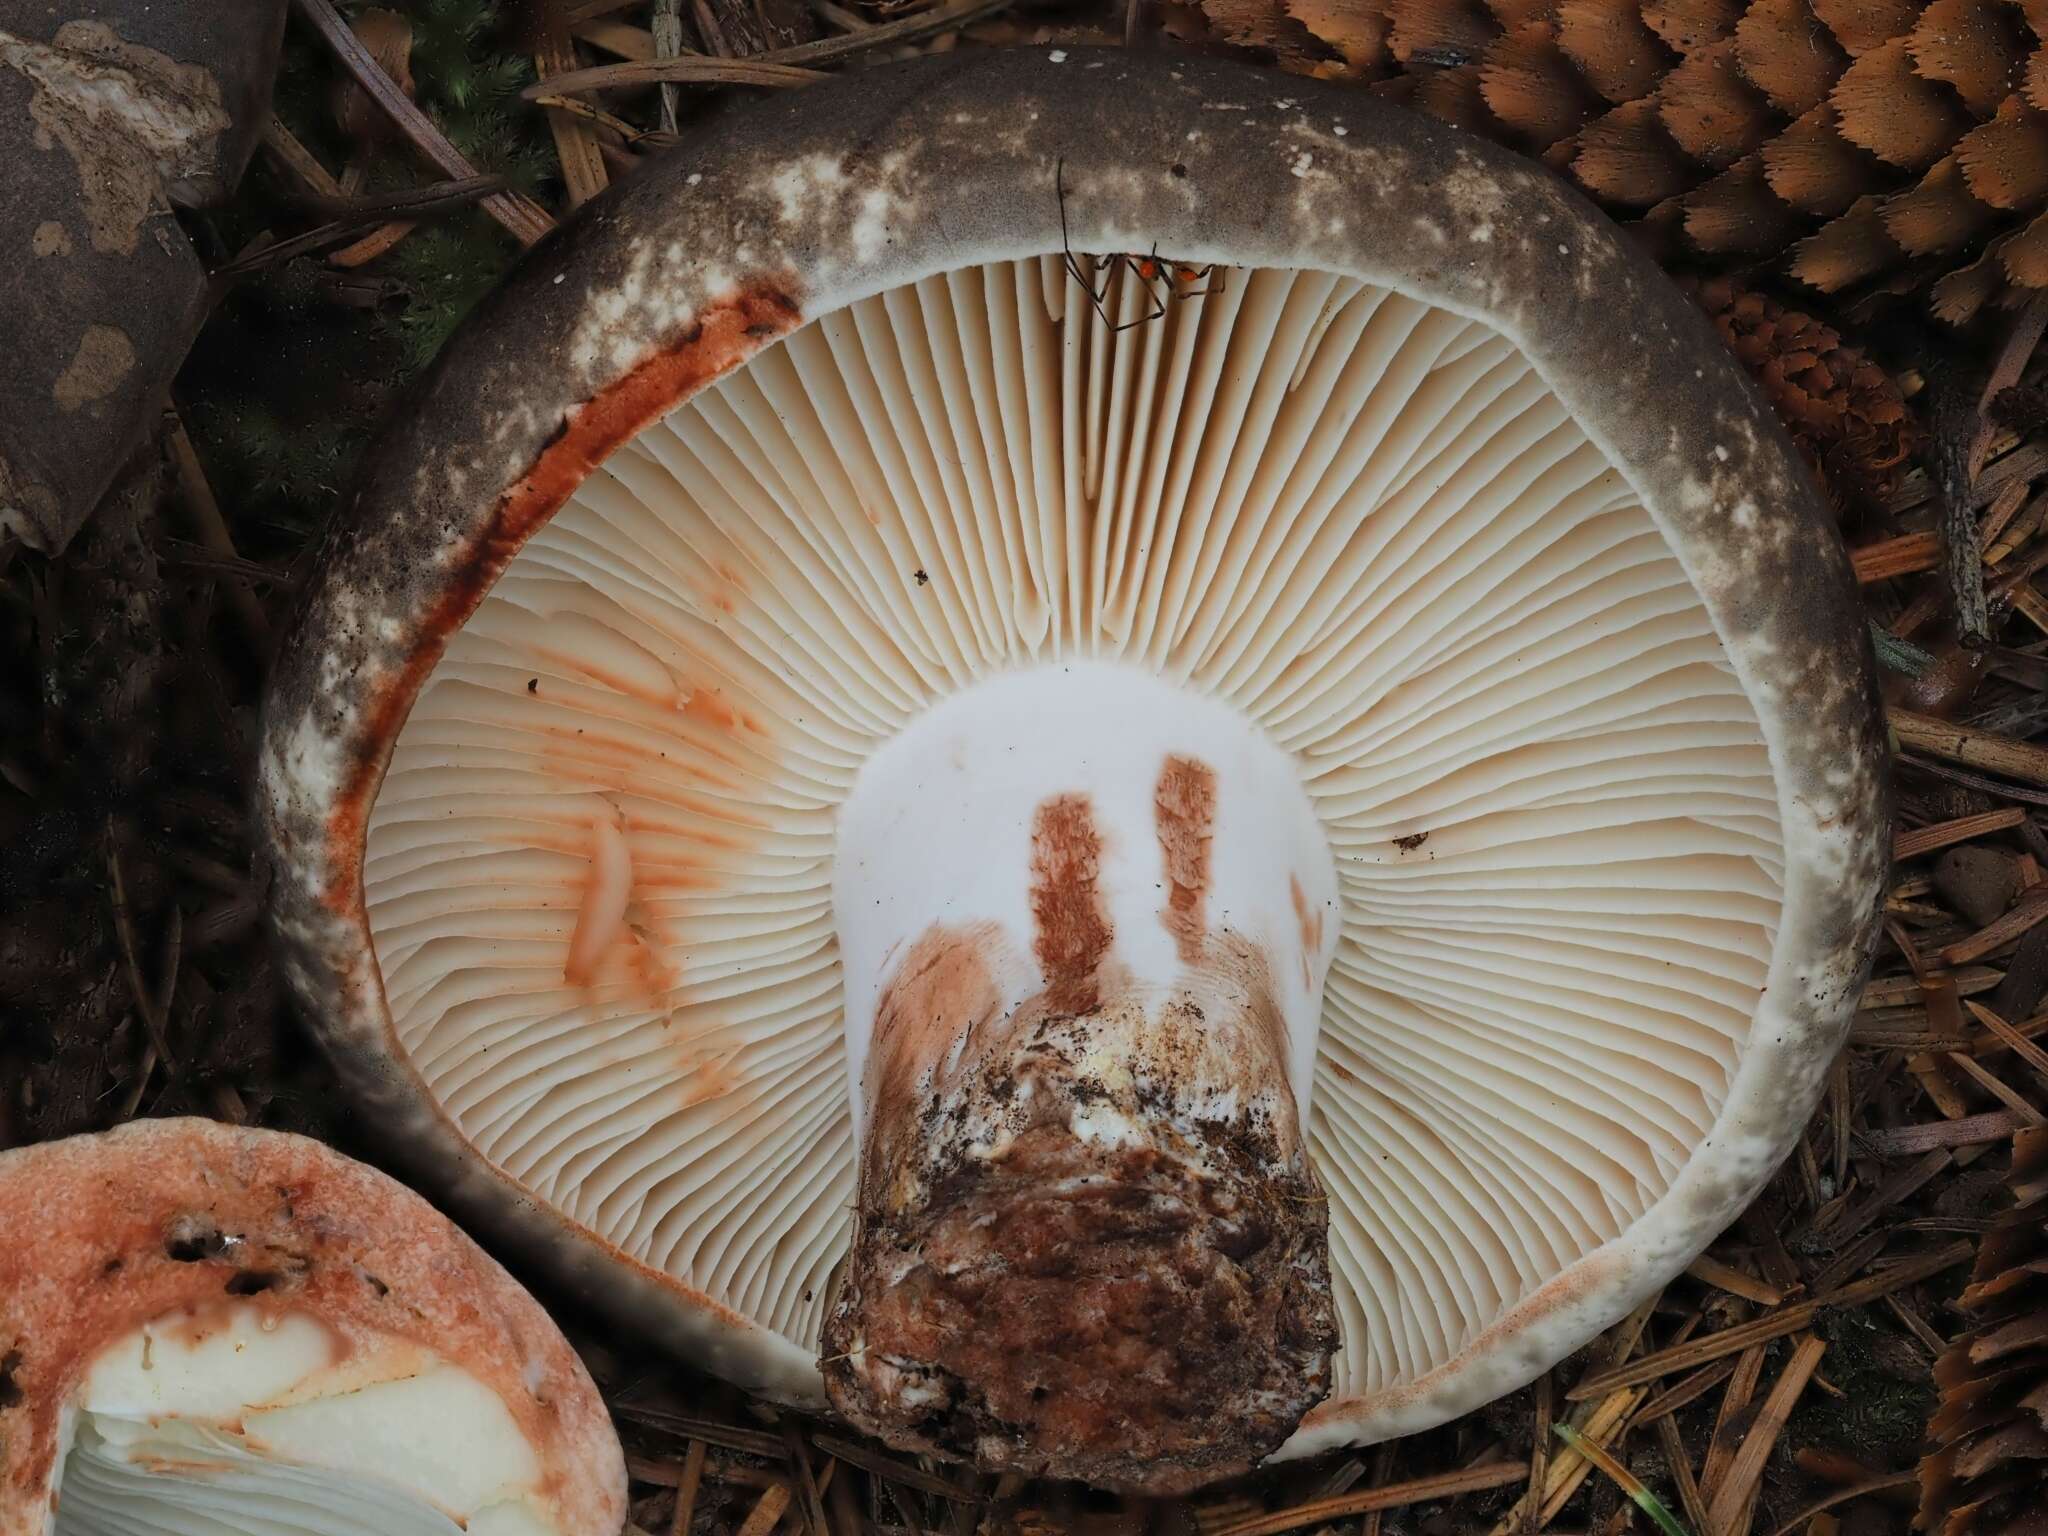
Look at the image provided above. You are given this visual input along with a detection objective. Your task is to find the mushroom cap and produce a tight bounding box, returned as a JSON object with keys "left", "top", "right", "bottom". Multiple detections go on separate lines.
{"left": 0, "top": 1, "right": 286, "bottom": 554}
{"left": 259, "top": 48, "right": 1889, "bottom": 1458}
{"left": 0, "top": 1117, "right": 626, "bottom": 1534}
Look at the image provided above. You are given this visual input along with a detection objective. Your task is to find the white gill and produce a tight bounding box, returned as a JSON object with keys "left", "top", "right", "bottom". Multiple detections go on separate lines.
{"left": 361, "top": 258, "right": 1783, "bottom": 1399}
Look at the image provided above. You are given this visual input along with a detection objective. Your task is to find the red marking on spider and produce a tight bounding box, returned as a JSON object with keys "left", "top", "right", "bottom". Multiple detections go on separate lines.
{"left": 1055, "top": 157, "right": 1221, "bottom": 335}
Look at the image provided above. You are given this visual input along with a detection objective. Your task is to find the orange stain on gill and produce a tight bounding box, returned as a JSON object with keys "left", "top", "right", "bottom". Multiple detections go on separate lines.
{"left": 322, "top": 278, "right": 804, "bottom": 915}
{"left": 682, "top": 685, "right": 768, "bottom": 737}
{"left": 528, "top": 645, "right": 682, "bottom": 709}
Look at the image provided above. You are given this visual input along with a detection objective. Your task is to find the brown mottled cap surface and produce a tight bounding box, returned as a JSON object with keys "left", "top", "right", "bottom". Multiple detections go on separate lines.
{"left": 0, "top": 2, "right": 285, "bottom": 554}
{"left": 0, "top": 1117, "right": 626, "bottom": 1535}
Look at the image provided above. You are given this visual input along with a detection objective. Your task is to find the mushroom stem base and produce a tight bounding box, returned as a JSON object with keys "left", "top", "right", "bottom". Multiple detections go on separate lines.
{"left": 823, "top": 991, "right": 1336, "bottom": 1494}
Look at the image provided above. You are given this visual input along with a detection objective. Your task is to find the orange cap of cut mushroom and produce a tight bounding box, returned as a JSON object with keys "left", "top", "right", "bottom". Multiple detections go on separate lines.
{"left": 0, "top": 1118, "right": 625, "bottom": 1536}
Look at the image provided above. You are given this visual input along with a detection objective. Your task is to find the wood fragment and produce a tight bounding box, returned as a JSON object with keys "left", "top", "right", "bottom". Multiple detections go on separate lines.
{"left": 1891, "top": 708, "right": 2048, "bottom": 789}
{"left": 211, "top": 176, "right": 507, "bottom": 276}
{"left": 611, "top": 1408, "right": 786, "bottom": 1458}
{"left": 1942, "top": 888, "right": 2048, "bottom": 965}
{"left": 1881, "top": 1290, "right": 1947, "bottom": 1358}
{"left": 1895, "top": 808, "right": 2029, "bottom": 860}
{"left": 1523, "top": 1372, "right": 1552, "bottom": 1536}
{"left": 1971, "top": 292, "right": 2048, "bottom": 481}
{"left": 1360, "top": 1441, "right": 1397, "bottom": 1536}
{"left": 1849, "top": 1024, "right": 1972, "bottom": 1050}
{"left": 671, "top": 1441, "right": 706, "bottom": 1536}
{"left": 1686, "top": 1253, "right": 1786, "bottom": 1305}
{"left": 327, "top": 220, "right": 417, "bottom": 267}
{"left": 1812, "top": 1147, "right": 1950, "bottom": 1247}
{"left": 808, "top": 1436, "right": 984, "bottom": 1504}
{"left": 782, "top": 1423, "right": 830, "bottom": 1536}
{"left": 1698, "top": 1343, "right": 1765, "bottom": 1505}
{"left": 1860, "top": 967, "right": 2003, "bottom": 1008}
{"left": 1536, "top": 1390, "right": 1645, "bottom": 1526}
{"left": 1933, "top": 378, "right": 1991, "bottom": 645}
{"left": 1852, "top": 529, "right": 1940, "bottom": 582}
{"left": 736, "top": 1482, "right": 792, "bottom": 1536}
{"left": 1635, "top": 1357, "right": 1740, "bottom": 1425}
{"left": 1965, "top": 999, "right": 2048, "bottom": 1090}
{"left": 1974, "top": 1006, "right": 2048, "bottom": 1060}
{"left": 536, "top": 3, "right": 611, "bottom": 210}
{"left": 1805, "top": 1229, "right": 1887, "bottom": 1300}
{"left": 1980, "top": 478, "right": 2032, "bottom": 550}
{"left": 261, "top": 118, "right": 347, "bottom": 200}
{"left": 528, "top": 0, "right": 1012, "bottom": 97}
{"left": 106, "top": 830, "right": 177, "bottom": 1074}
{"left": 1207, "top": 1461, "right": 1529, "bottom": 1536}
{"left": 1944, "top": 1050, "right": 2047, "bottom": 1124}
{"left": 1703, "top": 1335, "right": 1828, "bottom": 1536}
{"left": 291, "top": 0, "right": 553, "bottom": 245}
{"left": 1860, "top": 1106, "right": 2036, "bottom": 1155}
{"left": 1567, "top": 1240, "right": 1974, "bottom": 1398}
{"left": 1831, "top": 1052, "right": 1851, "bottom": 1191}
{"left": 653, "top": 0, "right": 685, "bottom": 132}
{"left": 1655, "top": 1413, "right": 1712, "bottom": 1536}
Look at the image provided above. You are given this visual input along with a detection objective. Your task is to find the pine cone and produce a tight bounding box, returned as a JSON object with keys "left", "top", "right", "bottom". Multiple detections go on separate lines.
{"left": 1178, "top": 0, "right": 2048, "bottom": 322}
{"left": 1687, "top": 276, "right": 1918, "bottom": 509}
{"left": 1920, "top": 1126, "right": 2048, "bottom": 1535}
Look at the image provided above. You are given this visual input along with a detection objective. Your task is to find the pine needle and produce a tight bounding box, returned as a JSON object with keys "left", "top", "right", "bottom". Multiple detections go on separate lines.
{"left": 1551, "top": 1423, "right": 1693, "bottom": 1536}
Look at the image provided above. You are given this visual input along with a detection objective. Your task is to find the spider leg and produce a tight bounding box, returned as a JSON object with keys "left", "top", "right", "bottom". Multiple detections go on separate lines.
{"left": 1108, "top": 262, "right": 1169, "bottom": 332}
{"left": 1055, "top": 157, "right": 1131, "bottom": 334}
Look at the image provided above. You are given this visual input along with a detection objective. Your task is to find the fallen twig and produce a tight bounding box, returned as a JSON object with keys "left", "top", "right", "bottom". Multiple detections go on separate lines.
{"left": 526, "top": 0, "right": 1011, "bottom": 96}
{"left": 1567, "top": 1241, "right": 1973, "bottom": 1399}
{"left": 1209, "top": 1461, "right": 1529, "bottom": 1536}
{"left": 292, "top": 0, "right": 554, "bottom": 245}
{"left": 1702, "top": 1335, "right": 1828, "bottom": 1536}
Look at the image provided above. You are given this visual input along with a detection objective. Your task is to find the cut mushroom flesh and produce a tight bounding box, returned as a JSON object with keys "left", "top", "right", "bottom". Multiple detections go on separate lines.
{"left": 0, "top": 1120, "right": 626, "bottom": 1536}
{"left": 59, "top": 1308, "right": 554, "bottom": 1536}
{"left": 261, "top": 49, "right": 1889, "bottom": 1493}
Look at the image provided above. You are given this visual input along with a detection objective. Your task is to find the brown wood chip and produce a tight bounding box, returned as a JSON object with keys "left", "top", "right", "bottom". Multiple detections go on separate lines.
{"left": 736, "top": 1482, "right": 793, "bottom": 1536}
{"left": 1894, "top": 808, "right": 2030, "bottom": 860}
{"left": 1860, "top": 1106, "right": 2038, "bottom": 1155}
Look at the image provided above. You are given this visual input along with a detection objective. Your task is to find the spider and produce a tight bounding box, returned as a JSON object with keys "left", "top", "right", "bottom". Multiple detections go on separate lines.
{"left": 1055, "top": 157, "right": 1223, "bottom": 334}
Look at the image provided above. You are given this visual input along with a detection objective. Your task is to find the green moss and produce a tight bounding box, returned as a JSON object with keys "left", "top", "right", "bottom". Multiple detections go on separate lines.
{"left": 181, "top": 0, "right": 547, "bottom": 532}
{"left": 1793, "top": 1308, "right": 1938, "bottom": 1468}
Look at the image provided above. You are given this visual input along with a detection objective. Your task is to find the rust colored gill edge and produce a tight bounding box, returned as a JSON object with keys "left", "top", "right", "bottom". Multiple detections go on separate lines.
{"left": 321, "top": 278, "right": 805, "bottom": 916}
{"left": 306, "top": 278, "right": 809, "bottom": 1351}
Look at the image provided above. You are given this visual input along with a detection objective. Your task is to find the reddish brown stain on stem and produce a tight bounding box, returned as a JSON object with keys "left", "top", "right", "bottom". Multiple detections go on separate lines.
{"left": 1030, "top": 794, "right": 1112, "bottom": 1015}
{"left": 866, "top": 922, "right": 1005, "bottom": 1139}
{"left": 1289, "top": 874, "right": 1325, "bottom": 992}
{"left": 322, "top": 279, "right": 804, "bottom": 913}
{"left": 1155, "top": 754, "right": 1217, "bottom": 965}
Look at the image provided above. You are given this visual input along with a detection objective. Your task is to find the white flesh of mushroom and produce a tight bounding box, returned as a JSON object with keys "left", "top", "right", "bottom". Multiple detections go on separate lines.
{"left": 835, "top": 659, "right": 1338, "bottom": 1137}
{"left": 52, "top": 1306, "right": 555, "bottom": 1536}
{"left": 361, "top": 258, "right": 1782, "bottom": 1429}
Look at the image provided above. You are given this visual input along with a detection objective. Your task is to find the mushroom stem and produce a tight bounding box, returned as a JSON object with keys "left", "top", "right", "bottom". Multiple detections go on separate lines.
{"left": 824, "top": 664, "right": 1341, "bottom": 1492}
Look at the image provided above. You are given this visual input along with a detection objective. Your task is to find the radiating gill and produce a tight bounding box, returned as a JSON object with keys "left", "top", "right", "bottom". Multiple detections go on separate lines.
{"left": 360, "top": 257, "right": 1784, "bottom": 1397}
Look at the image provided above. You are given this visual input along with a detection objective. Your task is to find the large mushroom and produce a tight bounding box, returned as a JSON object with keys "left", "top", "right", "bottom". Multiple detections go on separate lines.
{"left": 260, "top": 49, "right": 1890, "bottom": 1492}
{"left": 0, "top": 1118, "right": 626, "bottom": 1535}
